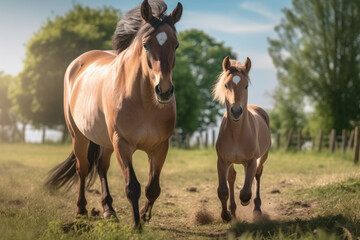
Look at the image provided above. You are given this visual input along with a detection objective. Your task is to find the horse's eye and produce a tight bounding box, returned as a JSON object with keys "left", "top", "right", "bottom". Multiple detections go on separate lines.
{"left": 245, "top": 85, "right": 248, "bottom": 90}
{"left": 225, "top": 83, "right": 229, "bottom": 89}
{"left": 143, "top": 42, "right": 150, "bottom": 51}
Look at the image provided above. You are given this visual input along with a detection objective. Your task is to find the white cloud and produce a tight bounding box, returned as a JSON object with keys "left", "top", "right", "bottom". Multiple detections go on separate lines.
{"left": 238, "top": 2, "right": 279, "bottom": 22}
{"left": 179, "top": 11, "right": 274, "bottom": 34}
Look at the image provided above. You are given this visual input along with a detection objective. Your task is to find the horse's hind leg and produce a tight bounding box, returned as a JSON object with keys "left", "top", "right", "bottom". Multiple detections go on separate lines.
{"left": 228, "top": 164, "right": 237, "bottom": 217}
{"left": 97, "top": 147, "right": 118, "bottom": 221}
{"left": 72, "top": 134, "right": 90, "bottom": 216}
{"left": 141, "top": 141, "right": 168, "bottom": 222}
{"left": 217, "top": 157, "right": 232, "bottom": 222}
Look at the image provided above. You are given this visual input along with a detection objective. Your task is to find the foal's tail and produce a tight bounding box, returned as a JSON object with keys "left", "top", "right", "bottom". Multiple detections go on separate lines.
{"left": 45, "top": 141, "right": 102, "bottom": 191}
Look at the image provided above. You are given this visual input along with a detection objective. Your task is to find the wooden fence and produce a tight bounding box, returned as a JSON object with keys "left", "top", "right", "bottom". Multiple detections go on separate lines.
{"left": 276, "top": 126, "right": 360, "bottom": 163}
{"left": 171, "top": 126, "right": 360, "bottom": 163}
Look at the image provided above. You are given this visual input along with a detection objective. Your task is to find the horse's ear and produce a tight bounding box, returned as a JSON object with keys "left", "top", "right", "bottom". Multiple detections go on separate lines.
{"left": 222, "top": 56, "right": 231, "bottom": 72}
{"left": 141, "top": 0, "right": 153, "bottom": 22}
{"left": 244, "top": 57, "right": 251, "bottom": 74}
{"left": 170, "top": 2, "right": 183, "bottom": 24}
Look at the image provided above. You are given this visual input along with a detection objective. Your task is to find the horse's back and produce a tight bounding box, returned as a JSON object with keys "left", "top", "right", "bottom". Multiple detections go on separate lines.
{"left": 64, "top": 50, "right": 117, "bottom": 148}
{"left": 248, "top": 105, "right": 271, "bottom": 152}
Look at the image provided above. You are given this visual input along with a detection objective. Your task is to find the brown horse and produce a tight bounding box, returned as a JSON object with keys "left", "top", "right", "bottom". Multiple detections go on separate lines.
{"left": 45, "top": 0, "right": 182, "bottom": 228}
{"left": 213, "top": 56, "right": 271, "bottom": 222}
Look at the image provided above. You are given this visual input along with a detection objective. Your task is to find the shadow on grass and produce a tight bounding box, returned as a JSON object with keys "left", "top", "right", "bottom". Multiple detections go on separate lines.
{"left": 230, "top": 214, "right": 359, "bottom": 239}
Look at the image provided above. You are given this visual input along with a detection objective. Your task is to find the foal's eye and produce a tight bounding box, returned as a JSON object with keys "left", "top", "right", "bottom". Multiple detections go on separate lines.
{"left": 245, "top": 85, "right": 248, "bottom": 90}
{"left": 143, "top": 42, "right": 150, "bottom": 51}
{"left": 224, "top": 83, "right": 229, "bottom": 89}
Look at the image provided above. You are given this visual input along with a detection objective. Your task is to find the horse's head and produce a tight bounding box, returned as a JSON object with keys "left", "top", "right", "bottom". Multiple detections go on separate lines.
{"left": 139, "top": 0, "right": 182, "bottom": 104}
{"left": 213, "top": 56, "right": 251, "bottom": 122}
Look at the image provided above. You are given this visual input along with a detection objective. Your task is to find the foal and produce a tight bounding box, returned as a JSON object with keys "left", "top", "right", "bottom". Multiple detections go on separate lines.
{"left": 213, "top": 56, "right": 271, "bottom": 222}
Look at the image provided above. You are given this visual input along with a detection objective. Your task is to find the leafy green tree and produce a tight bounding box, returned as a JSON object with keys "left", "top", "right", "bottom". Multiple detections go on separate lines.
{"left": 15, "top": 5, "right": 120, "bottom": 134}
{"left": 177, "top": 30, "right": 236, "bottom": 131}
{"left": 268, "top": 0, "right": 360, "bottom": 134}
{"left": 173, "top": 54, "right": 200, "bottom": 135}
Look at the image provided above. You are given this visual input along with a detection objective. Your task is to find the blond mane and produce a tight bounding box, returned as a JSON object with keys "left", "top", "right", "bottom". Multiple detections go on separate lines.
{"left": 212, "top": 59, "right": 247, "bottom": 105}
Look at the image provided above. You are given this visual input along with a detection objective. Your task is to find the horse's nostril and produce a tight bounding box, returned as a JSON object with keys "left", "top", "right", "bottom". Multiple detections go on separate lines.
{"left": 155, "top": 84, "right": 161, "bottom": 95}
{"left": 170, "top": 84, "right": 175, "bottom": 94}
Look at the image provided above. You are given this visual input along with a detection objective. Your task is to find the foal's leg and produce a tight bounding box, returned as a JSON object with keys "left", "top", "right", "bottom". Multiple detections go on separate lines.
{"left": 217, "top": 157, "right": 232, "bottom": 222}
{"left": 141, "top": 141, "right": 168, "bottom": 222}
{"left": 72, "top": 135, "right": 90, "bottom": 216}
{"left": 239, "top": 158, "right": 257, "bottom": 206}
{"left": 254, "top": 151, "right": 268, "bottom": 216}
{"left": 97, "top": 147, "right": 118, "bottom": 221}
{"left": 228, "top": 165, "right": 237, "bottom": 217}
{"left": 113, "top": 139, "right": 141, "bottom": 229}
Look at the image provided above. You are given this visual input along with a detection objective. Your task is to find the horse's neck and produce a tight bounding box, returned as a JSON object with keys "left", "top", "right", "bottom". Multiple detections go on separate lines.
{"left": 114, "top": 42, "right": 156, "bottom": 109}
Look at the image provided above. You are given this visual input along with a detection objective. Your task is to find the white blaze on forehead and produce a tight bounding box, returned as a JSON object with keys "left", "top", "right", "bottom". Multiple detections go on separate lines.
{"left": 232, "top": 75, "right": 241, "bottom": 85}
{"left": 156, "top": 32, "right": 167, "bottom": 46}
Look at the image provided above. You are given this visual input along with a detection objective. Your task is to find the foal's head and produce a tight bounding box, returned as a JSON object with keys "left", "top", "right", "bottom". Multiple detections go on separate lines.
{"left": 138, "top": 0, "right": 182, "bottom": 103}
{"left": 213, "top": 56, "right": 252, "bottom": 122}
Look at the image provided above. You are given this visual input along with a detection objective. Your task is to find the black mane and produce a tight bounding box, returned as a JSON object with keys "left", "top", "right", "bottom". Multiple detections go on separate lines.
{"left": 112, "top": 0, "right": 172, "bottom": 53}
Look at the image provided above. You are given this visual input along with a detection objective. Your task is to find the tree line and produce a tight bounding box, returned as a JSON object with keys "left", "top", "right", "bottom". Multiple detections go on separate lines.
{"left": 0, "top": 5, "right": 235, "bottom": 143}
{"left": 1, "top": 0, "right": 359, "bottom": 143}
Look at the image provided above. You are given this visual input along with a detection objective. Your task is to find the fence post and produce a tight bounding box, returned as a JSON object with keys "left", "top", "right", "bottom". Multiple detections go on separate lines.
{"left": 196, "top": 136, "right": 200, "bottom": 149}
{"left": 354, "top": 127, "right": 360, "bottom": 163}
{"left": 212, "top": 129, "right": 216, "bottom": 147}
{"left": 205, "top": 131, "right": 208, "bottom": 149}
{"left": 297, "top": 129, "right": 302, "bottom": 151}
{"left": 285, "top": 128, "right": 294, "bottom": 151}
{"left": 276, "top": 130, "right": 281, "bottom": 150}
{"left": 341, "top": 129, "right": 346, "bottom": 153}
{"left": 318, "top": 130, "right": 323, "bottom": 152}
{"left": 185, "top": 133, "right": 190, "bottom": 149}
{"left": 329, "top": 129, "right": 336, "bottom": 153}
{"left": 175, "top": 130, "right": 180, "bottom": 148}
{"left": 347, "top": 130, "right": 355, "bottom": 152}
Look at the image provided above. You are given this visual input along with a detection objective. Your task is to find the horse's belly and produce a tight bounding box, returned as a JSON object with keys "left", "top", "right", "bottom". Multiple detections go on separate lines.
{"left": 72, "top": 102, "right": 112, "bottom": 148}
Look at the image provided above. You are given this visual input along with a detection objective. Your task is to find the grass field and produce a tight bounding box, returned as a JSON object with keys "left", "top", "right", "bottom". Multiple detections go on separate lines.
{"left": 0, "top": 143, "right": 360, "bottom": 239}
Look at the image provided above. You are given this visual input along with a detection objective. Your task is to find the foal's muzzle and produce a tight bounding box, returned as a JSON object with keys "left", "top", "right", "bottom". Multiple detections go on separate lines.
{"left": 155, "top": 84, "right": 175, "bottom": 103}
{"left": 230, "top": 105, "right": 243, "bottom": 121}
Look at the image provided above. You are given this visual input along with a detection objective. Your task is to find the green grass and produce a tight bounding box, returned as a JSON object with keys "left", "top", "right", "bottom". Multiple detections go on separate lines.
{"left": 0, "top": 144, "right": 360, "bottom": 239}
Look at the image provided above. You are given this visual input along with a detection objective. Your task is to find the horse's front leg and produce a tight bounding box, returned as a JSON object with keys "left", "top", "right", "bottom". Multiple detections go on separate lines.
{"left": 228, "top": 164, "right": 237, "bottom": 217}
{"left": 240, "top": 158, "right": 257, "bottom": 206}
{"left": 217, "top": 157, "right": 232, "bottom": 222}
{"left": 113, "top": 139, "right": 141, "bottom": 229}
{"left": 141, "top": 141, "right": 169, "bottom": 222}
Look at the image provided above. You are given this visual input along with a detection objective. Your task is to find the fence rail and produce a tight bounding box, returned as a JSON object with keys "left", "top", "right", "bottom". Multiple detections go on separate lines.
{"left": 276, "top": 126, "right": 360, "bottom": 163}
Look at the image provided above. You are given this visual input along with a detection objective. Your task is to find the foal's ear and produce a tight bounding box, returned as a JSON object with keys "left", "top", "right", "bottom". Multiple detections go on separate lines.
{"left": 170, "top": 2, "right": 183, "bottom": 24}
{"left": 222, "top": 56, "right": 231, "bottom": 72}
{"left": 141, "top": 0, "right": 153, "bottom": 22}
{"left": 244, "top": 57, "right": 252, "bottom": 74}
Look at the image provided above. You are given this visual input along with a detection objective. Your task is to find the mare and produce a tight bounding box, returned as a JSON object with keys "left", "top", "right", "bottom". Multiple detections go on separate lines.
{"left": 213, "top": 56, "right": 271, "bottom": 222}
{"left": 46, "top": 0, "right": 183, "bottom": 228}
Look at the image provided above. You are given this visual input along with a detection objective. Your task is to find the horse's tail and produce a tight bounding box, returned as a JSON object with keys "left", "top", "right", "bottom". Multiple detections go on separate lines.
{"left": 45, "top": 141, "right": 102, "bottom": 191}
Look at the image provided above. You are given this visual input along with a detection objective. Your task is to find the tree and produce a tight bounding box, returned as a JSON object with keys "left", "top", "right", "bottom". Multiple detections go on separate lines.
{"left": 15, "top": 5, "right": 120, "bottom": 139}
{"left": 268, "top": 0, "right": 360, "bottom": 134}
{"left": 173, "top": 54, "right": 201, "bottom": 135}
{"left": 177, "top": 30, "right": 236, "bottom": 132}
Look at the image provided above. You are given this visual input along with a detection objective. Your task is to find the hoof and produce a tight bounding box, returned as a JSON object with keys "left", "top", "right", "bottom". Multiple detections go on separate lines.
{"left": 241, "top": 200, "right": 250, "bottom": 206}
{"left": 253, "top": 209, "right": 263, "bottom": 221}
{"left": 221, "top": 210, "right": 232, "bottom": 223}
{"left": 103, "top": 210, "right": 119, "bottom": 222}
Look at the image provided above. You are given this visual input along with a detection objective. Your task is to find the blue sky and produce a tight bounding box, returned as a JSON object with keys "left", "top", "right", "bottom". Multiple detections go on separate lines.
{"left": 0, "top": 0, "right": 292, "bottom": 109}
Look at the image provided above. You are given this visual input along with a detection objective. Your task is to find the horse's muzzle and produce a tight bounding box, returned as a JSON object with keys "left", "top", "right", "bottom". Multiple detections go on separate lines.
{"left": 230, "top": 105, "right": 243, "bottom": 121}
{"left": 155, "top": 84, "right": 174, "bottom": 103}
